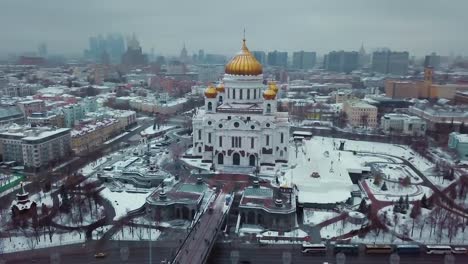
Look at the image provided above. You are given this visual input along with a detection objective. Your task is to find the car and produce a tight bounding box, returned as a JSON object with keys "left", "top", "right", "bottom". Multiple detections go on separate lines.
{"left": 94, "top": 252, "right": 107, "bottom": 258}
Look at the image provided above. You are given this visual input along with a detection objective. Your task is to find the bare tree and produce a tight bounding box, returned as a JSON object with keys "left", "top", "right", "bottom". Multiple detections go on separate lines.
{"left": 409, "top": 202, "right": 421, "bottom": 237}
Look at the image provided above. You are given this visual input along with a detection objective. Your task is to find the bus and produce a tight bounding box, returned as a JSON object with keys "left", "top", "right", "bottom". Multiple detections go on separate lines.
{"left": 302, "top": 243, "right": 327, "bottom": 254}
{"left": 365, "top": 244, "right": 393, "bottom": 254}
{"left": 426, "top": 245, "right": 452, "bottom": 255}
{"left": 334, "top": 244, "right": 359, "bottom": 255}
{"left": 395, "top": 244, "right": 421, "bottom": 254}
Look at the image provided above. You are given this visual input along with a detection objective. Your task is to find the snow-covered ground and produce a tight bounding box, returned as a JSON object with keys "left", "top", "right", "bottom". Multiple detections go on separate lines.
{"left": 53, "top": 204, "right": 105, "bottom": 226}
{"left": 320, "top": 219, "right": 362, "bottom": 239}
{"left": 281, "top": 137, "right": 436, "bottom": 205}
{"left": 140, "top": 125, "right": 175, "bottom": 137}
{"left": 336, "top": 138, "right": 434, "bottom": 172}
{"left": 30, "top": 191, "right": 57, "bottom": 208}
{"left": 365, "top": 178, "right": 433, "bottom": 202}
{"left": 423, "top": 168, "right": 455, "bottom": 189}
{"left": 181, "top": 156, "right": 211, "bottom": 171}
{"left": 379, "top": 205, "right": 468, "bottom": 244}
{"left": 283, "top": 137, "right": 355, "bottom": 204}
{"left": 112, "top": 225, "right": 161, "bottom": 241}
{"left": 81, "top": 157, "right": 108, "bottom": 177}
{"left": 303, "top": 209, "right": 339, "bottom": 225}
{"left": 1, "top": 230, "right": 85, "bottom": 253}
{"left": 374, "top": 163, "right": 423, "bottom": 184}
{"left": 99, "top": 187, "right": 151, "bottom": 220}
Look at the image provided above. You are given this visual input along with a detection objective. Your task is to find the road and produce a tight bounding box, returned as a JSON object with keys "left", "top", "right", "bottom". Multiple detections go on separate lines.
{"left": 208, "top": 243, "right": 468, "bottom": 264}
{"left": 173, "top": 193, "right": 227, "bottom": 264}
{"left": 3, "top": 240, "right": 468, "bottom": 264}
{"left": 1, "top": 240, "right": 176, "bottom": 264}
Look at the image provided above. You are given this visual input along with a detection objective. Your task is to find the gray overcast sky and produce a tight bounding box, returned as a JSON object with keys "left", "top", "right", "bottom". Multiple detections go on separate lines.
{"left": 1, "top": 0, "right": 467, "bottom": 57}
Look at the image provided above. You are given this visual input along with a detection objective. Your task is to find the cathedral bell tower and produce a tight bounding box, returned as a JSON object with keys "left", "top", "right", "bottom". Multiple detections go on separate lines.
{"left": 263, "top": 82, "right": 278, "bottom": 115}
{"left": 204, "top": 84, "right": 218, "bottom": 113}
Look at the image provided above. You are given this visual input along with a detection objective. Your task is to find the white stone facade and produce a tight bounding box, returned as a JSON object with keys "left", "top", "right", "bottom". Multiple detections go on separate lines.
{"left": 192, "top": 75, "right": 289, "bottom": 171}
{"left": 380, "top": 113, "right": 426, "bottom": 136}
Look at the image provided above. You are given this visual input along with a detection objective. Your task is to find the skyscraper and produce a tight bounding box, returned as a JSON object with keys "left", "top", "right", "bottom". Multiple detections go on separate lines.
{"left": 180, "top": 43, "right": 189, "bottom": 64}
{"left": 371, "top": 51, "right": 409, "bottom": 75}
{"left": 121, "top": 34, "right": 148, "bottom": 66}
{"left": 424, "top": 52, "right": 441, "bottom": 69}
{"left": 38, "top": 43, "right": 47, "bottom": 57}
{"left": 324, "top": 51, "right": 359, "bottom": 73}
{"left": 198, "top": 49, "right": 205, "bottom": 64}
{"left": 252, "top": 51, "right": 266, "bottom": 65}
{"left": 86, "top": 33, "right": 125, "bottom": 63}
{"left": 292, "top": 51, "right": 316, "bottom": 69}
{"left": 267, "top": 51, "right": 288, "bottom": 67}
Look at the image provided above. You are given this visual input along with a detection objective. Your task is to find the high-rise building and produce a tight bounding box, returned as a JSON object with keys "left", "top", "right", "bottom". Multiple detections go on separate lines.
{"left": 38, "top": 43, "right": 47, "bottom": 57}
{"left": 292, "top": 51, "right": 316, "bottom": 69}
{"left": 252, "top": 51, "right": 266, "bottom": 65}
{"left": 180, "top": 43, "right": 189, "bottom": 64}
{"left": 371, "top": 51, "right": 409, "bottom": 75}
{"left": 121, "top": 34, "right": 148, "bottom": 66}
{"left": 198, "top": 49, "right": 205, "bottom": 64}
{"left": 267, "top": 51, "right": 288, "bottom": 67}
{"left": 324, "top": 51, "right": 359, "bottom": 73}
{"left": 204, "top": 54, "right": 227, "bottom": 64}
{"left": 424, "top": 52, "right": 441, "bottom": 69}
{"left": 86, "top": 33, "right": 125, "bottom": 63}
{"left": 358, "top": 44, "right": 370, "bottom": 67}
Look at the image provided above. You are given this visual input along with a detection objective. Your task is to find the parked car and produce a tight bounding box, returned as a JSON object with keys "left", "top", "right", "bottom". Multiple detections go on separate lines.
{"left": 94, "top": 252, "right": 107, "bottom": 258}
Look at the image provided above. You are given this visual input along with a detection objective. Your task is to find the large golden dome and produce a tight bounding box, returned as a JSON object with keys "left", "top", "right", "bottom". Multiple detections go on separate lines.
{"left": 204, "top": 84, "right": 218, "bottom": 98}
{"left": 225, "top": 39, "right": 263, "bottom": 76}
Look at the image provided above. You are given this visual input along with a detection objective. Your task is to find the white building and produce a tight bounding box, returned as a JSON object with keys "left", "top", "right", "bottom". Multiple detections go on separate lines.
{"left": 192, "top": 39, "right": 290, "bottom": 172}
{"left": 380, "top": 113, "right": 426, "bottom": 136}
{"left": 0, "top": 124, "right": 71, "bottom": 172}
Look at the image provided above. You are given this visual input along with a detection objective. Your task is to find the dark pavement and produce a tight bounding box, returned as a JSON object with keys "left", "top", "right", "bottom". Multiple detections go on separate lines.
{"left": 208, "top": 243, "right": 468, "bottom": 264}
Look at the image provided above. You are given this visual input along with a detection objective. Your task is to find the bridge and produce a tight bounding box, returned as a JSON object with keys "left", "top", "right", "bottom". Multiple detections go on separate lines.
{"left": 172, "top": 192, "right": 230, "bottom": 264}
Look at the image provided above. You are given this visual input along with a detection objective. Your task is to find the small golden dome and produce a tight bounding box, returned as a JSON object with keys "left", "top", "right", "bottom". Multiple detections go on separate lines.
{"left": 268, "top": 82, "right": 279, "bottom": 93}
{"left": 225, "top": 39, "right": 263, "bottom": 76}
{"left": 216, "top": 83, "right": 225, "bottom": 93}
{"left": 263, "top": 88, "right": 277, "bottom": 100}
{"left": 204, "top": 84, "right": 218, "bottom": 98}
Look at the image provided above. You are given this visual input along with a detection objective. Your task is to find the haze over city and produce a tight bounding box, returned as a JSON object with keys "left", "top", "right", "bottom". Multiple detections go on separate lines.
{"left": 1, "top": 0, "right": 468, "bottom": 56}
{"left": 2, "top": 1, "right": 468, "bottom": 263}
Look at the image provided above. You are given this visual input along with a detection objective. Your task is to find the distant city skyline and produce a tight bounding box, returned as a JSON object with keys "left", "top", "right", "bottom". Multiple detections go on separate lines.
{"left": 1, "top": 0, "right": 467, "bottom": 57}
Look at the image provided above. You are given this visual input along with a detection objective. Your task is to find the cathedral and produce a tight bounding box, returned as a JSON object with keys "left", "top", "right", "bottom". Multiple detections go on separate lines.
{"left": 192, "top": 39, "right": 290, "bottom": 172}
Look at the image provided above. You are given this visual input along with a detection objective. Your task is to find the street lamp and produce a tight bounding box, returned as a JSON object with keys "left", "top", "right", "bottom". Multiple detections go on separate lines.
{"left": 148, "top": 208, "right": 152, "bottom": 264}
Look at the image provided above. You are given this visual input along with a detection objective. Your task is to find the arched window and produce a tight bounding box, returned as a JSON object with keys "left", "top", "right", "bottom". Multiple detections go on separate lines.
{"left": 219, "top": 96, "right": 223, "bottom": 103}
{"left": 198, "top": 130, "right": 201, "bottom": 140}
{"left": 233, "top": 153, "right": 240, "bottom": 165}
{"left": 281, "top": 132, "right": 284, "bottom": 143}
{"left": 218, "top": 153, "right": 224, "bottom": 165}
{"left": 207, "top": 102, "right": 212, "bottom": 111}
{"left": 198, "top": 146, "right": 202, "bottom": 153}
{"left": 266, "top": 103, "right": 271, "bottom": 113}
{"left": 249, "top": 155, "right": 256, "bottom": 166}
